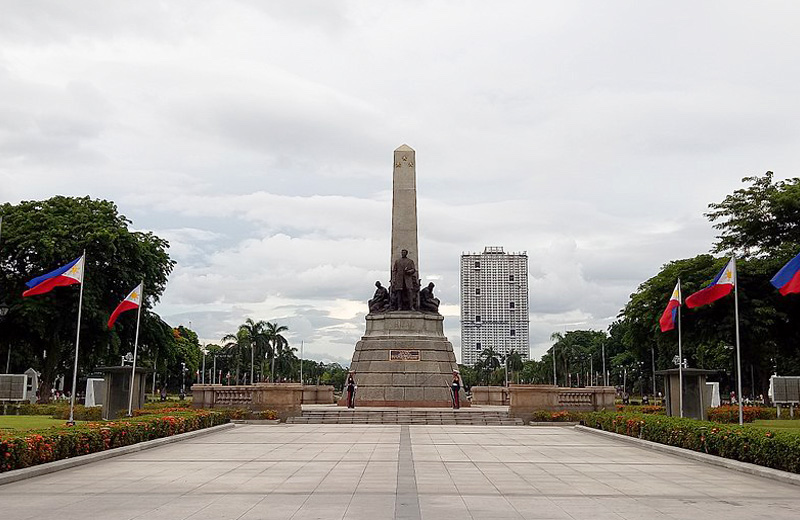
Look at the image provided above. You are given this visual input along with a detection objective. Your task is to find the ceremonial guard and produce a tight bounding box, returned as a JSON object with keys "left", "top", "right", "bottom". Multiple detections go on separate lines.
{"left": 346, "top": 371, "right": 357, "bottom": 408}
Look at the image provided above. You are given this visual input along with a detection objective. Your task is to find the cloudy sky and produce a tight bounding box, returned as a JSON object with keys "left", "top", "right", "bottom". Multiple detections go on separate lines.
{"left": 2, "top": 1, "right": 799, "bottom": 364}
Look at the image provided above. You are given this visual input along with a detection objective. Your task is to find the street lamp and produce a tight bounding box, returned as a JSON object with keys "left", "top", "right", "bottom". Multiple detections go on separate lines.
{"left": 180, "top": 362, "right": 186, "bottom": 399}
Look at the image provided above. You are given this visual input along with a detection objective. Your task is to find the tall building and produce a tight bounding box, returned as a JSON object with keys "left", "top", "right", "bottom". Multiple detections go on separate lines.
{"left": 460, "top": 246, "right": 529, "bottom": 366}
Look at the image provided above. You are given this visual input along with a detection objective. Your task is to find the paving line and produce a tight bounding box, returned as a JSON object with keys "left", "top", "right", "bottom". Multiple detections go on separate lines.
{"left": 395, "top": 425, "right": 421, "bottom": 520}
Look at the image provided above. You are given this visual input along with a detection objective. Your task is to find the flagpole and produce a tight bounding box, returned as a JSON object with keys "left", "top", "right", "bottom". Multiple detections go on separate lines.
{"left": 68, "top": 251, "right": 86, "bottom": 425}
{"left": 733, "top": 257, "right": 743, "bottom": 425}
{"left": 678, "top": 278, "right": 684, "bottom": 418}
{"left": 127, "top": 282, "right": 144, "bottom": 417}
{"left": 299, "top": 340, "right": 304, "bottom": 384}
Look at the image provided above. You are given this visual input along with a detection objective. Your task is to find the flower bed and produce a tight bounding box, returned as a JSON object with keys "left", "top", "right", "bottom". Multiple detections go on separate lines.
{"left": 0, "top": 409, "right": 232, "bottom": 473}
{"left": 584, "top": 411, "right": 800, "bottom": 474}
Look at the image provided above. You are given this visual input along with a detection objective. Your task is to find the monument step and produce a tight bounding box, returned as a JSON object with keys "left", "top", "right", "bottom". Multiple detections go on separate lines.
{"left": 285, "top": 408, "right": 524, "bottom": 426}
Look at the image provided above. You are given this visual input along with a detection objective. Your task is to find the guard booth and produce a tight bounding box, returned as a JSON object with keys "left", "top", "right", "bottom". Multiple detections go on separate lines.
{"left": 656, "top": 368, "right": 717, "bottom": 420}
{"left": 96, "top": 366, "right": 150, "bottom": 419}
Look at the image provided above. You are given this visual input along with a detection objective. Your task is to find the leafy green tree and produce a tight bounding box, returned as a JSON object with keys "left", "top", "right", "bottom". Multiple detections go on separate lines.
{"left": 519, "top": 359, "right": 549, "bottom": 384}
{"left": 457, "top": 364, "right": 477, "bottom": 390}
{"left": 549, "top": 330, "right": 607, "bottom": 387}
{"left": 0, "top": 196, "right": 174, "bottom": 401}
{"left": 707, "top": 172, "right": 800, "bottom": 256}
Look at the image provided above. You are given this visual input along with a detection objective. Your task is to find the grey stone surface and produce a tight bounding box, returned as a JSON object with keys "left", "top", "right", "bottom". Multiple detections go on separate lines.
{"left": 390, "top": 144, "right": 419, "bottom": 277}
{"left": 3, "top": 423, "right": 800, "bottom": 519}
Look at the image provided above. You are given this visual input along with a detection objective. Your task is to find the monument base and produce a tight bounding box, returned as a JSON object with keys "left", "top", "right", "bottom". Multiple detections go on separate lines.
{"left": 343, "top": 311, "right": 468, "bottom": 407}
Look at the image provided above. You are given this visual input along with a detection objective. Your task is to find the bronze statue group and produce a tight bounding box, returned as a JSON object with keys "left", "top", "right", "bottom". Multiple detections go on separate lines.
{"left": 368, "top": 249, "right": 440, "bottom": 314}
{"left": 353, "top": 248, "right": 463, "bottom": 409}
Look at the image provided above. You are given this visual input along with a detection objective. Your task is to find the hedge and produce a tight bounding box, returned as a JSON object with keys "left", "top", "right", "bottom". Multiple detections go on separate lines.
{"left": 707, "top": 405, "right": 778, "bottom": 423}
{"left": 583, "top": 411, "right": 800, "bottom": 474}
{"left": 0, "top": 409, "right": 232, "bottom": 473}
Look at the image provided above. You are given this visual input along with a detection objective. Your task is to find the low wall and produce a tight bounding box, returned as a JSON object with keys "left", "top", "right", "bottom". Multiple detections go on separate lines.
{"left": 302, "top": 385, "right": 335, "bottom": 404}
{"left": 191, "top": 383, "right": 302, "bottom": 421}
{"left": 509, "top": 385, "right": 616, "bottom": 422}
{"left": 470, "top": 386, "right": 508, "bottom": 405}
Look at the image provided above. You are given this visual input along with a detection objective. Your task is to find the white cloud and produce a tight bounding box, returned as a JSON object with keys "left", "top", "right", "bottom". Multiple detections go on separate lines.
{"left": 3, "top": 1, "right": 800, "bottom": 364}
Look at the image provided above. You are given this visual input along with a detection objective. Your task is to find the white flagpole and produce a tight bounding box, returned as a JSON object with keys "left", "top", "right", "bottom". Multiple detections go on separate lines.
{"left": 127, "top": 282, "right": 144, "bottom": 417}
{"left": 68, "top": 251, "right": 86, "bottom": 425}
{"left": 299, "top": 340, "right": 304, "bottom": 384}
{"left": 677, "top": 279, "right": 683, "bottom": 418}
{"left": 733, "top": 257, "right": 743, "bottom": 425}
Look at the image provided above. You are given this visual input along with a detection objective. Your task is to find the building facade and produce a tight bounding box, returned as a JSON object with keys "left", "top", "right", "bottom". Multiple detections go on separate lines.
{"left": 460, "top": 246, "right": 529, "bottom": 366}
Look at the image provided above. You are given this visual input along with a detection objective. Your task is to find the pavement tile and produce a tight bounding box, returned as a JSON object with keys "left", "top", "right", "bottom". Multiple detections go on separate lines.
{"left": 2, "top": 423, "right": 800, "bottom": 520}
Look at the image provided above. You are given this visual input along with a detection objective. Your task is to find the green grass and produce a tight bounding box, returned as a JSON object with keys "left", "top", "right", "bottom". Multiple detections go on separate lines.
{"left": 0, "top": 415, "right": 83, "bottom": 433}
{"left": 751, "top": 419, "right": 800, "bottom": 431}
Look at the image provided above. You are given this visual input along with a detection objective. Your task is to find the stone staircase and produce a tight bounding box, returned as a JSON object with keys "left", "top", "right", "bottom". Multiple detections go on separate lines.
{"left": 286, "top": 408, "right": 524, "bottom": 426}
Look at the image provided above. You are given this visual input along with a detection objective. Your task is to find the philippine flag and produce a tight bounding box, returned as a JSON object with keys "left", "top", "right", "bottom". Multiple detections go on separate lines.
{"left": 770, "top": 251, "right": 800, "bottom": 296}
{"left": 686, "top": 257, "right": 736, "bottom": 308}
{"left": 108, "top": 283, "right": 143, "bottom": 329}
{"left": 659, "top": 281, "right": 681, "bottom": 332}
{"left": 23, "top": 255, "right": 85, "bottom": 297}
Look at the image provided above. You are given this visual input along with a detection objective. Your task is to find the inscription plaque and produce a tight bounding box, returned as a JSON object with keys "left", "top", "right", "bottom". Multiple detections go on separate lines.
{"left": 390, "top": 349, "right": 420, "bottom": 361}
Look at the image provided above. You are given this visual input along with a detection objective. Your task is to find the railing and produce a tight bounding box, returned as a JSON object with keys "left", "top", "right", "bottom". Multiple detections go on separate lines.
{"left": 214, "top": 387, "right": 254, "bottom": 406}
{"left": 558, "top": 389, "right": 595, "bottom": 408}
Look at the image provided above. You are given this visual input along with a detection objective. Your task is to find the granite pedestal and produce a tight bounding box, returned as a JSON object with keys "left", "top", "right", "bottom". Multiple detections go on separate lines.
{"left": 344, "top": 311, "right": 468, "bottom": 407}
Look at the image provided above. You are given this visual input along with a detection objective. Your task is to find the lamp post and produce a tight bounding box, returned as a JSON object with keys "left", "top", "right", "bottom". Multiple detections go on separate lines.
{"left": 601, "top": 341, "right": 607, "bottom": 386}
{"left": 180, "top": 362, "right": 186, "bottom": 400}
{"left": 1, "top": 302, "right": 9, "bottom": 373}
{"left": 201, "top": 345, "right": 206, "bottom": 385}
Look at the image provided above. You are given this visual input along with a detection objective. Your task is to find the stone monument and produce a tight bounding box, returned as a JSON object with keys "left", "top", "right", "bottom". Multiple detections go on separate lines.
{"left": 344, "top": 145, "right": 467, "bottom": 407}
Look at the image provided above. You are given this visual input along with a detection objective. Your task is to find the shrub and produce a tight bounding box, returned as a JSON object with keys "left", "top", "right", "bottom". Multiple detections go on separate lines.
{"left": 707, "top": 405, "right": 776, "bottom": 423}
{"left": 0, "top": 410, "right": 231, "bottom": 473}
{"left": 253, "top": 410, "right": 279, "bottom": 420}
{"left": 616, "top": 405, "right": 665, "bottom": 415}
{"left": 584, "top": 411, "right": 800, "bottom": 474}
{"left": 52, "top": 405, "right": 103, "bottom": 421}
{"left": 530, "top": 410, "right": 583, "bottom": 422}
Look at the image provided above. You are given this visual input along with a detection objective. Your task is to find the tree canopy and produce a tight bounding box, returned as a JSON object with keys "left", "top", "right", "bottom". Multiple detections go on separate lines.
{"left": 0, "top": 196, "right": 175, "bottom": 400}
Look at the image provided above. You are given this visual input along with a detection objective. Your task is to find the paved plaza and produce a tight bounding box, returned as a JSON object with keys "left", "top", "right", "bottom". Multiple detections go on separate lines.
{"left": 2, "top": 424, "right": 800, "bottom": 519}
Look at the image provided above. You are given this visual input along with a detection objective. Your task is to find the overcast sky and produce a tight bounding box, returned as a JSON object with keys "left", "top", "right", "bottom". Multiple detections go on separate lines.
{"left": 2, "top": 1, "right": 800, "bottom": 365}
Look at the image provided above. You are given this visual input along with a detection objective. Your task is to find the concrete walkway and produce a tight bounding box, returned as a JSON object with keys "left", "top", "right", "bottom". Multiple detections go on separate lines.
{"left": 2, "top": 424, "right": 800, "bottom": 519}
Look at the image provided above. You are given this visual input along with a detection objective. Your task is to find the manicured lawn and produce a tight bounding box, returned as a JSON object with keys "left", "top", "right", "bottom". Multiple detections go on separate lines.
{"left": 751, "top": 419, "right": 800, "bottom": 431}
{"left": 0, "top": 415, "right": 82, "bottom": 433}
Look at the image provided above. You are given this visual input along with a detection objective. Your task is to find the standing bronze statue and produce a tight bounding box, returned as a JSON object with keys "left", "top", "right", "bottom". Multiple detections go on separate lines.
{"left": 368, "top": 281, "right": 390, "bottom": 313}
{"left": 390, "top": 249, "right": 418, "bottom": 311}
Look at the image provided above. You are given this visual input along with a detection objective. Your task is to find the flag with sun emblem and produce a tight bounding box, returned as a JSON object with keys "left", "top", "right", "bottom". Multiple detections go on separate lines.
{"left": 686, "top": 258, "right": 736, "bottom": 308}
{"left": 23, "top": 254, "right": 85, "bottom": 297}
{"left": 108, "top": 283, "right": 143, "bottom": 329}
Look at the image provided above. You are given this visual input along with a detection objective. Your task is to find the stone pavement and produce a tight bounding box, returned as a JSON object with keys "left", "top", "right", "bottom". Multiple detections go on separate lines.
{"left": 1, "top": 424, "right": 800, "bottom": 519}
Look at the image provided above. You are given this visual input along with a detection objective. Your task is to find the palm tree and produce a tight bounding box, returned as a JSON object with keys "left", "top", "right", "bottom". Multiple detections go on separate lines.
{"left": 265, "top": 321, "right": 289, "bottom": 382}
{"left": 477, "top": 346, "right": 501, "bottom": 384}
{"left": 504, "top": 349, "right": 524, "bottom": 383}
{"left": 221, "top": 329, "right": 248, "bottom": 384}
{"left": 240, "top": 318, "right": 270, "bottom": 384}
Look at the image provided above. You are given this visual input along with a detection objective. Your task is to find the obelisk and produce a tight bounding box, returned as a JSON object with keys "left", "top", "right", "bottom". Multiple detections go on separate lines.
{"left": 342, "top": 145, "right": 468, "bottom": 407}
{"left": 390, "top": 145, "right": 419, "bottom": 276}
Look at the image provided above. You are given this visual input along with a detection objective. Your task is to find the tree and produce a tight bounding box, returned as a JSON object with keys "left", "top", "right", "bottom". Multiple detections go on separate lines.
{"left": 0, "top": 196, "right": 174, "bottom": 401}
{"left": 265, "top": 321, "right": 289, "bottom": 382}
{"left": 475, "top": 347, "right": 501, "bottom": 385}
{"left": 504, "top": 350, "right": 524, "bottom": 383}
{"left": 549, "top": 330, "right": 607, "bottom": 387}
{"left": 221, "top": 329, "right": 249, "bottom": 384}
{"left": 707, "top": 172, "right": 800, "bottom": 257}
